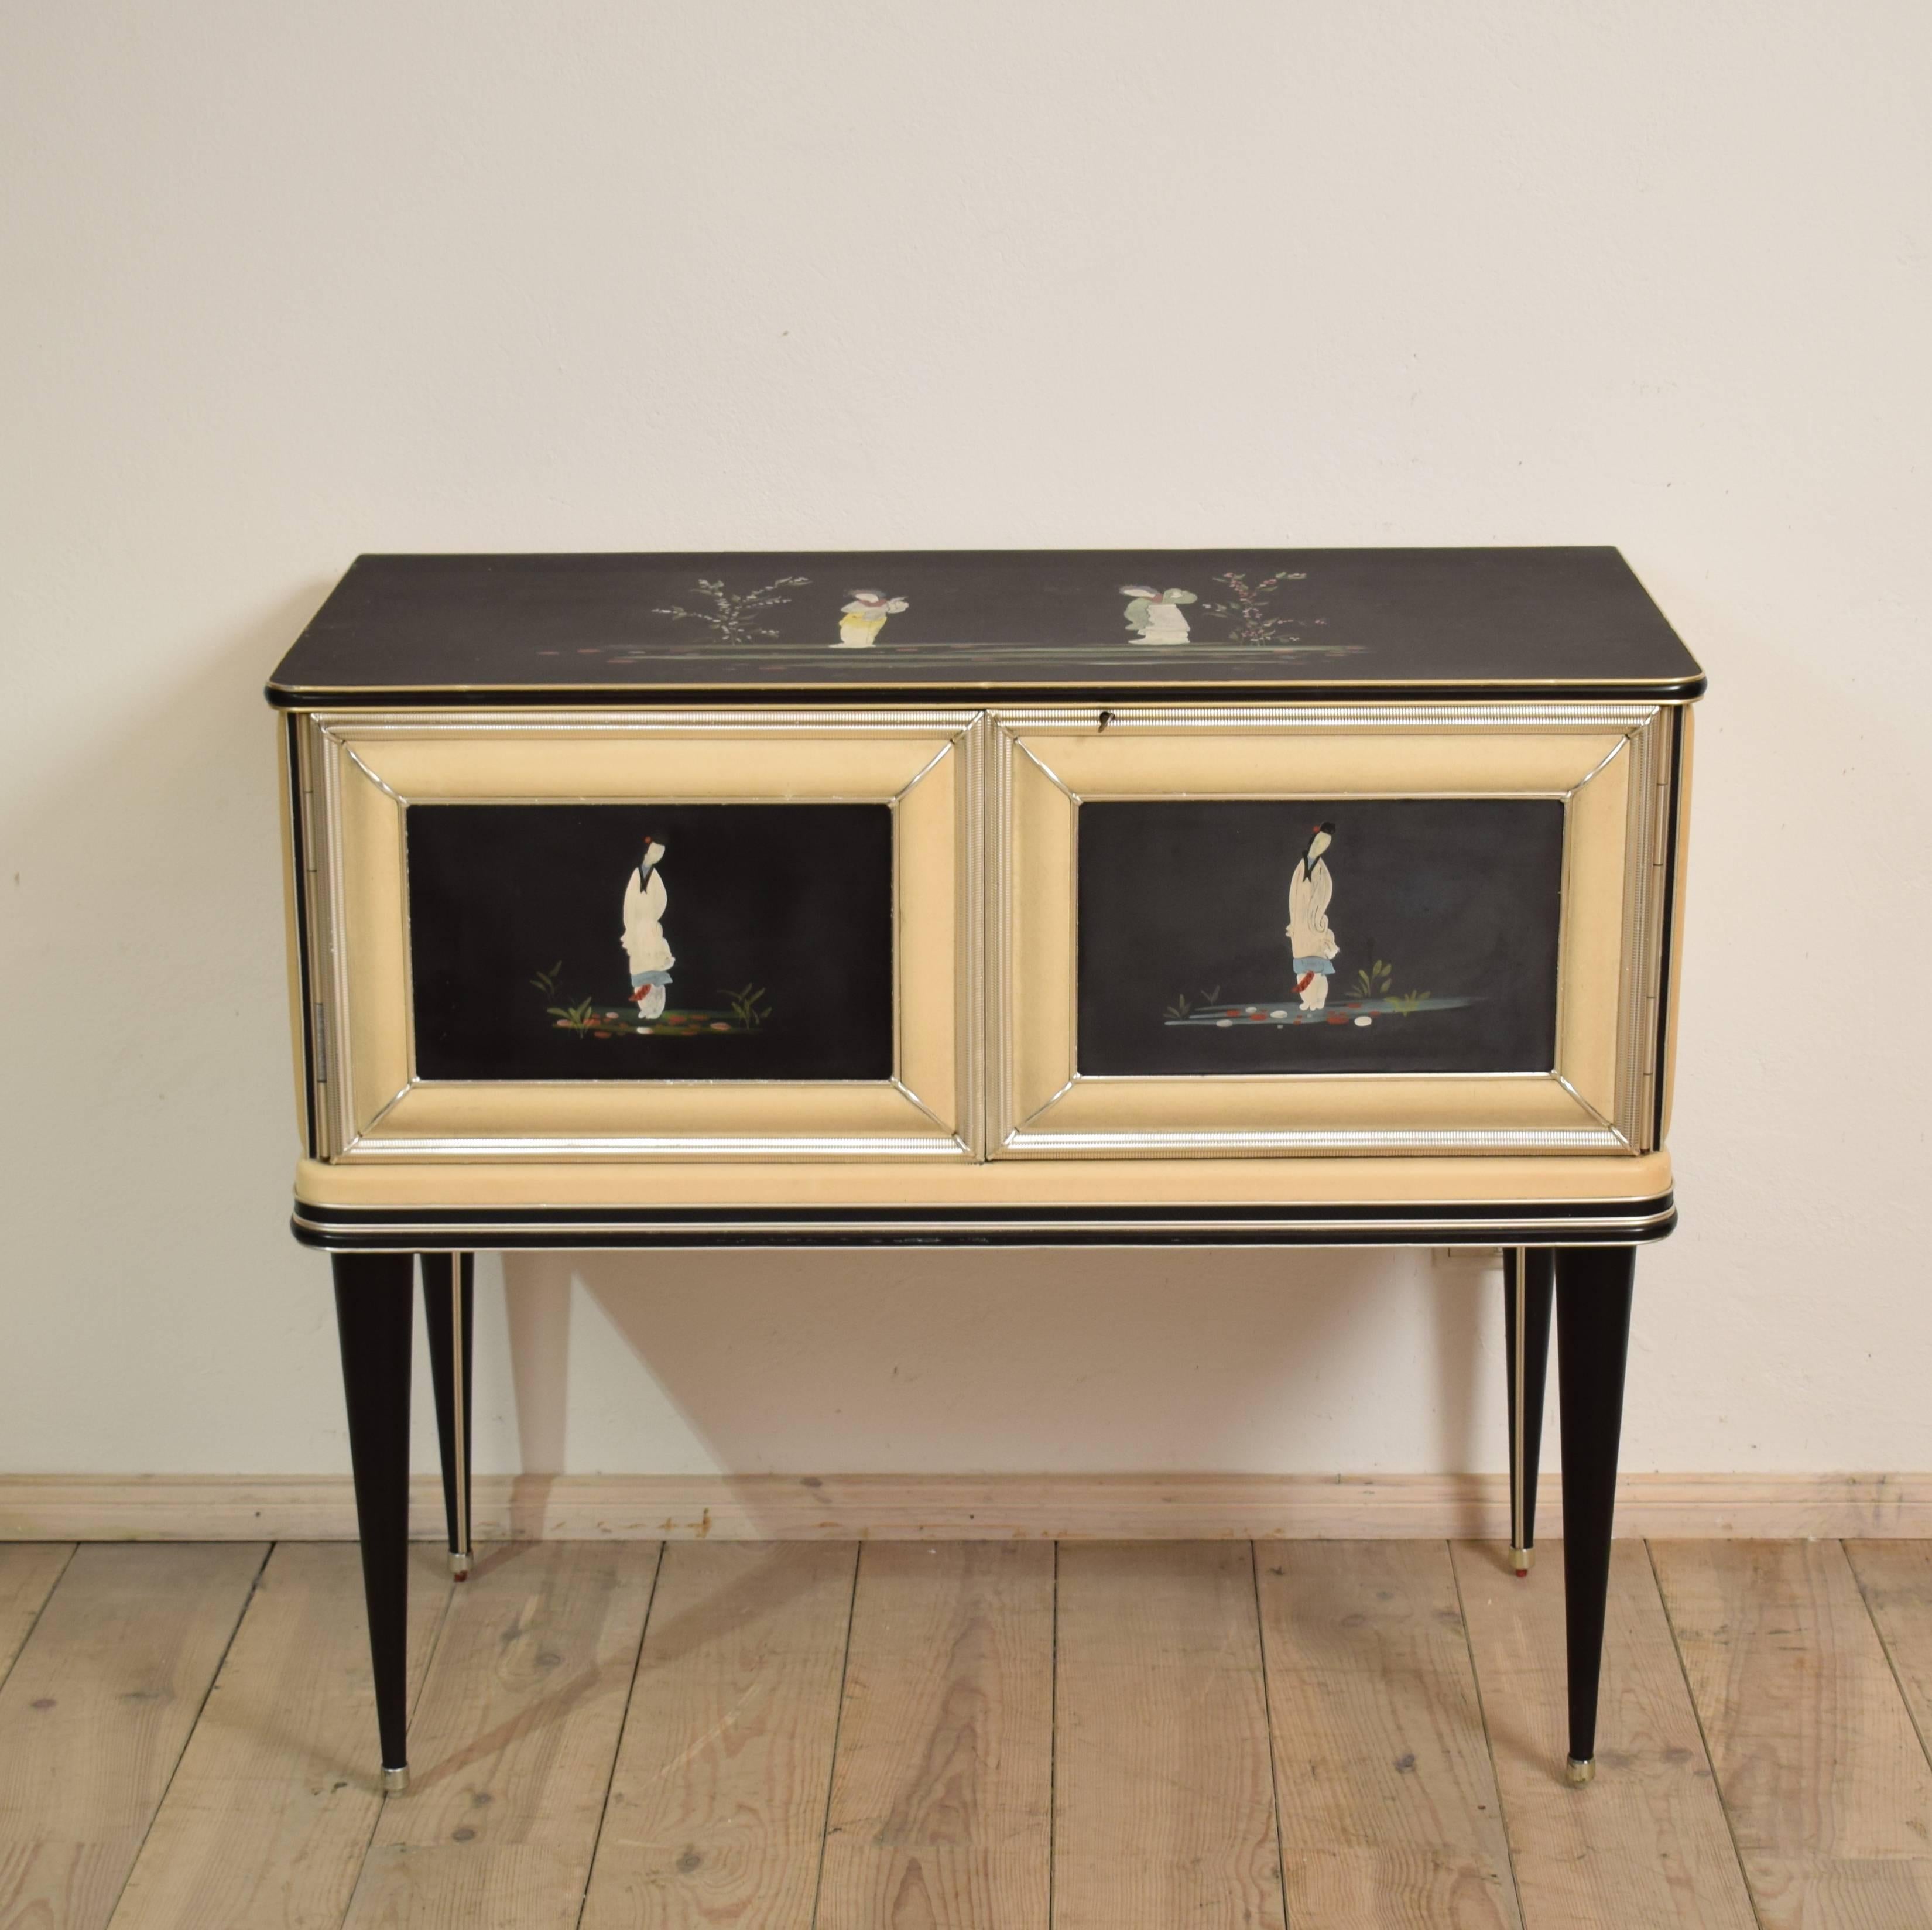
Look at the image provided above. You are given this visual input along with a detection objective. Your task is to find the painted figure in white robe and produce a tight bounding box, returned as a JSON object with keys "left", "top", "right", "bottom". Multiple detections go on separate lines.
{"left": 835, "top": 590, "right": 909, "bottom": 648}
{"left": 1120, "top": 584, "right": 1197, "bottom": 644}
{"left": 622, "top": 838, "right": 674, "bottom": 1019}
{"left": 1286, "top": 821, "right": 1338, "bottom": 1011}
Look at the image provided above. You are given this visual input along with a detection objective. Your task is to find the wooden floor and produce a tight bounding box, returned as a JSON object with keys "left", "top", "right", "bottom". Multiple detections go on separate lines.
{"left": 2, "top": 1541, "right": 1931, "bottom": 1928}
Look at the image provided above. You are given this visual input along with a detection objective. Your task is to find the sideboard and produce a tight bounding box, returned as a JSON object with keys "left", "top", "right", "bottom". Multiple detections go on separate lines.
{"left": 267, "top": 547, "right": 1701, "bottom": 1792}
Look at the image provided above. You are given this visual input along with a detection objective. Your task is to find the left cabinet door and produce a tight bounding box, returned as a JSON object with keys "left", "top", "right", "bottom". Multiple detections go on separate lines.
{"left": 287, "top": 707, "right": 982, "bottom": 1161}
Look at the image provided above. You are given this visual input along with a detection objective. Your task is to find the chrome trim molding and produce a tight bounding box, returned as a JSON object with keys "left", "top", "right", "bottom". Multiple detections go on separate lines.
{"left": 989, "top": 702, "right": 1663, "bottom": 732}
{"left": 340, "top": 1134, "right": 972, "bottom": 1159}
{"left": 311, "top": 706, "right": 986, "bottom": 735}
{"left": 1000, "top": 1127, "right": 1626, "bottom": 1155}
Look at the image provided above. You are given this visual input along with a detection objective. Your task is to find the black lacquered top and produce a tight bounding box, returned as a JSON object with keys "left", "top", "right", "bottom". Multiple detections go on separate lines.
{"left": 265, "top": 547, "right": 1704, "bottom": 706}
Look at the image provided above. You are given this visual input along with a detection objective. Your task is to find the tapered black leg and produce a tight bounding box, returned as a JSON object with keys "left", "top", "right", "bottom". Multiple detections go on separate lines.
{"left": 1505, "top": 1247, "right": 1555, "bottom": 1575}
{"left": 333, "top": 1251, "right": 415, "bottom": 1790}
{"left": 421, "top": 1253, "right": 475, "bottom": 1580}
{"left": 1555, "top": 1244, "right": 1636, "bottom": 1783}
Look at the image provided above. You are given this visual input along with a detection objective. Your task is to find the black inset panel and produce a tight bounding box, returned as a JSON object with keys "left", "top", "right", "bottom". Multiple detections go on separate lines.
{"left": 406, "top": 803, "right": 893, "bottom": 1082}
{"left": 1077, "top": 799, "right": 1564, "bottom": 1076}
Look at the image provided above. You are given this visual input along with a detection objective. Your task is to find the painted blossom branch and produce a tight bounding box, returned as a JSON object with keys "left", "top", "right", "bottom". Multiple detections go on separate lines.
{"left": 1200, "top": 569, "right": 1323, "bottom": 645}
{"left": 653, "top": 575, "right": 811, "bottom": 645}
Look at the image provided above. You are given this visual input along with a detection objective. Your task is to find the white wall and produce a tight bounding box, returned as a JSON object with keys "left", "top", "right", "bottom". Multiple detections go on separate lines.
{"left": 3, "top": 1, "right": 1926, "bottom": 1481}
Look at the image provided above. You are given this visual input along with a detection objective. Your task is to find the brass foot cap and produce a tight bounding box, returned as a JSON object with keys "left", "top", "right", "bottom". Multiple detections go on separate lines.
{"left": 1511, "top": 1545, "right": 1535, "bottom": 1576}
{"left": 1565, "top": 1756, "right": 1595, "bottom": 1786}
{"left": 381, "top": 1765, "right": 410, "bottom": 1794}
{"left": 450, "top": 1551, "right": 472, "bottom": 1581}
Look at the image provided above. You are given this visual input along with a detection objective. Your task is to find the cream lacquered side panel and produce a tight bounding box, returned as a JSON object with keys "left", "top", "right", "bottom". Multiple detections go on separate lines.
{"left": 989, "top": 704, "right": 1677, "bottom": 1158}
{"left": 277, "top": 721, "right": 315, "bottom": 1154}
{"left": 294, "top": 709, "right": 983, "bottom": 1161}
{"left": 1656, "top": 706, "right": 1694, "bottom": 1145}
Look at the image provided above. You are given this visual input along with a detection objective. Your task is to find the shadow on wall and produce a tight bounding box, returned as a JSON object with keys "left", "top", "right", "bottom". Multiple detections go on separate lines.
{"left": 0, "top": 582, "right": 360, "bottom": 1464}
{"left": 2, "top": 581, "right": 335, "bottom": 1195}
{"left": 497, "top": 1244, "right": 1496, "bottom": 1484}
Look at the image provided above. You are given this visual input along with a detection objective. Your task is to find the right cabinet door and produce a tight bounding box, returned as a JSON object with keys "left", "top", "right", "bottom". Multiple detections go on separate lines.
{"left": 989, "top": 703, "right": 1684, "bottom": 1159}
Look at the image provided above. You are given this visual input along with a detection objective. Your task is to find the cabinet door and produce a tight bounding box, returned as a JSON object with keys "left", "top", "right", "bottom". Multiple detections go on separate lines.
{"left": 990, "top": 704, "right": 1680, "bottom": 1157}
{"left": 293, "top": 709, "right": 979, "bottom": 1159}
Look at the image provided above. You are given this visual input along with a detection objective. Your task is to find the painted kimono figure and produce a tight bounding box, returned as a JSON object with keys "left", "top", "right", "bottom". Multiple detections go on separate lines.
{"left": 622, "top": 837, "right": 674, "bottom": 1019}
{"left": 835, "top": 590, "right": 909, "bottom": 648}
{"left": 1286, "top": 821, "right": 1338, "bottom": 1010}
{"left": 1120, "top": 584, "right": 1197, "bottom": 644}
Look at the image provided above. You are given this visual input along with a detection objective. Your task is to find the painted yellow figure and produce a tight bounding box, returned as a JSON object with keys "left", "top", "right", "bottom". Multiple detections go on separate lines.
{"left": 836, "top": 589, "right": 909, "bottom": 648}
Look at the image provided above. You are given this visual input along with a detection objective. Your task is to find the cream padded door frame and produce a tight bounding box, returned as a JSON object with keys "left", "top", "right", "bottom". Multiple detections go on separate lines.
{"left": 988, "top": 704, "right": 1676, "bottom": 1158}
{"left": 297, "top": 707, "right": 983, "bottom": 1161}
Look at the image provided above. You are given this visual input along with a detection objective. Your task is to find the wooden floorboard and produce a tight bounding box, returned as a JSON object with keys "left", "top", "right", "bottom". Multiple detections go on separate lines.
{"left": 9, "top": 1536, "right": 1932, "bottom": 1928}
{"left": 1453, "top": 1538, "right": 1756, "bottom": 1930}
{"left": 817, "top": 1541, "right": 1054, "bottom": 1930}
{"left": 578, "top": 1541, "right": 857, "bottom": 1930}
{"left": 341, "top": 1541, "right": 660, "bottom": 1930}
{"left": 1258, "top": 1540, "right": 1520, "bottom": 1929}
{"left": 0, "top": 1544, "right": 73, "bottom": 1686}
{"left": 1053, "top": 1540, "right": 1286, "bottom": 1930}
{"left": 106, "top": 1542, "right": 453, "bottom": 1930}
{"left": 1845, "top": 1539, "right": 1932, "bottom": 1764}
{"left": 1654, "top": 1538, "right": 1932, "bottom": 1930}
{"left": 0, "top": 1542, "right": 267, "bottom": 1930}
